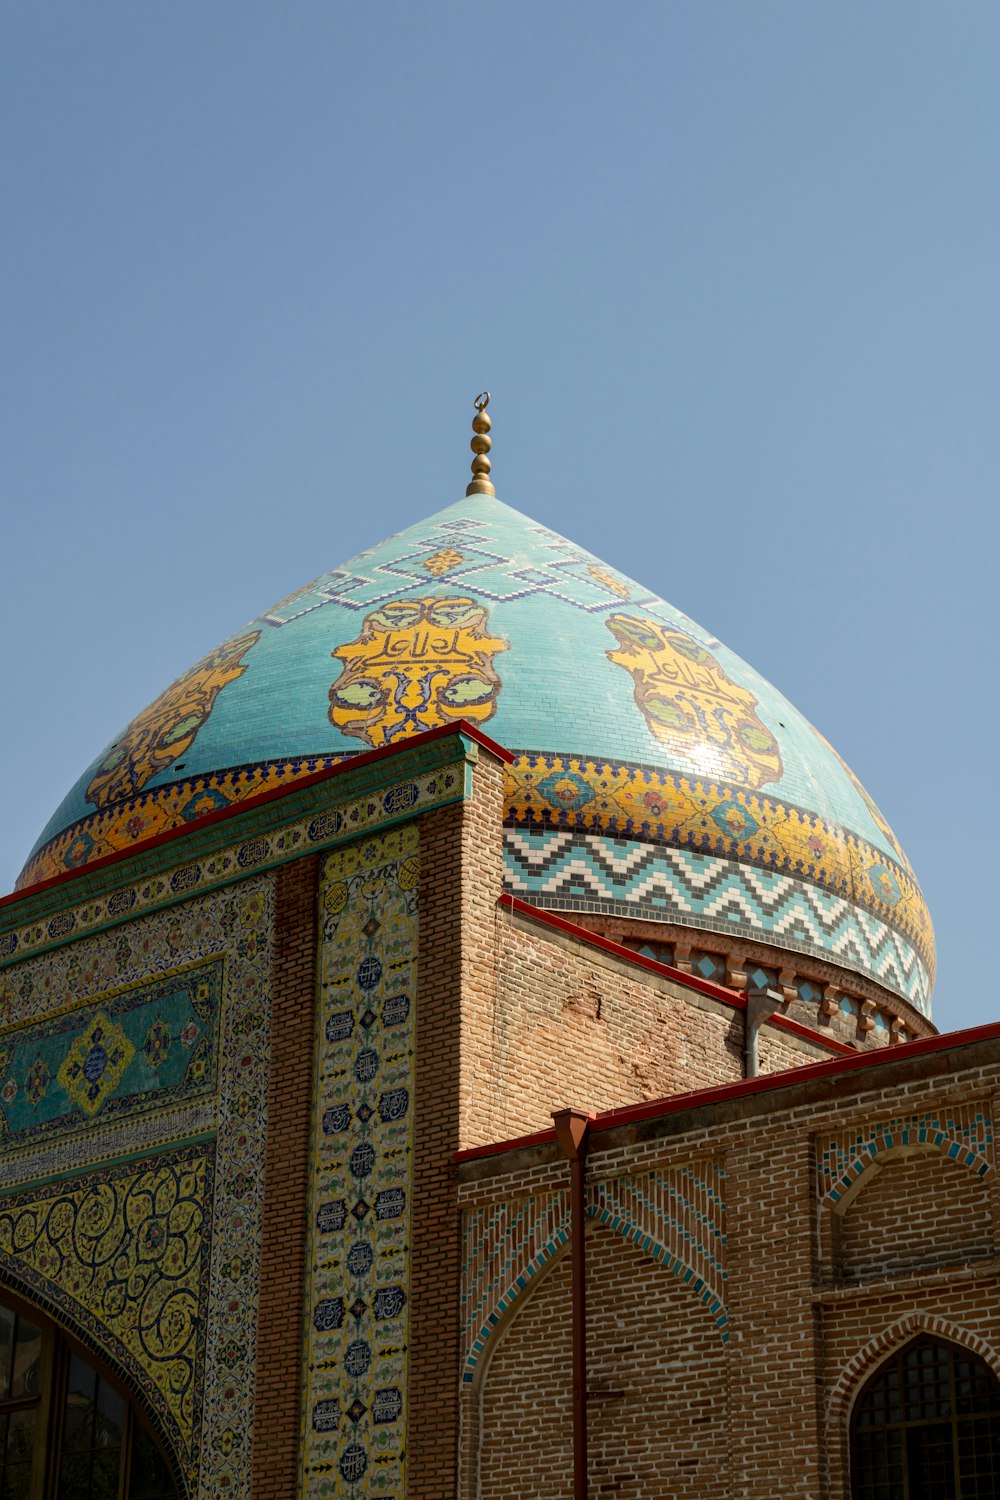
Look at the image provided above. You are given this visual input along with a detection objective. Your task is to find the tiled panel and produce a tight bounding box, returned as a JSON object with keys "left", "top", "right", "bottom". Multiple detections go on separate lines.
{"left": 0, "top": 877, "right": 274, "bottom": 1500}
{"left": 301, "top": 826, "right": 418, "bottom": 1498}
{"left": 0, "top": 962, "right": 221, "bottom": 1146}
{"left": 503, "top": 830, "right": 932, "bottom": 1014}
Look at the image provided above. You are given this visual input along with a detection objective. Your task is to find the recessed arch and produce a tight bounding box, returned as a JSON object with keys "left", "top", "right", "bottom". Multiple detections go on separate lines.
{"left": 847, "top": 1330, "right": 1000, "bottom": 1497}
{"left": 0, "top": 1278, "right": 183, "bottom": 1500}
{"left": 830, "top": 1313, "right": 1000, "bottom": 1428}
{"left": 824, "top": 1135, "right": 991, "bottom": 1214}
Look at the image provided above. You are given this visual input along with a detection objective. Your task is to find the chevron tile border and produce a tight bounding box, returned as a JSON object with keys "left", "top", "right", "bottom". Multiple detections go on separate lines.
{"left": 502, "top": 830, "right": 932, "bottom": 1014}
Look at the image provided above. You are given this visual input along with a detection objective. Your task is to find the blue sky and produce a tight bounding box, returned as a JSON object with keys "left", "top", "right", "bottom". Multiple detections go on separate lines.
{"left": 1, "top": 3, "right": 997, "bottom": 1031}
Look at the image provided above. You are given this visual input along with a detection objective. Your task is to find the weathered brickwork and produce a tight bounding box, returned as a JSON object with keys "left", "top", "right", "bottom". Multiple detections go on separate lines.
{"left": 472, "top": 1226, "right": 730, "bottom": 1500}
{"left": 484, "top": 908, "right": 836, "bottom": 1142}
{"left": 459, "top": 1046, "right": 1000, "bottom": 1500}
{"left": 252, "top": 855, "right": 319, "bottom": 1499}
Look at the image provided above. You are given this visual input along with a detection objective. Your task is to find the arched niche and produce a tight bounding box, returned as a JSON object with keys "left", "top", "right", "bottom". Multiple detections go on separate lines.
{"left": 821, "top": 1143, "right": 993, "bottom": 1283}
{"left": 0, "top": 1282, "right": 181, "bottom": 1500}
{"left": 850, "top": 1332, "right": 1000, "bottom": 1498}
{"left": 467, "top": 1220, "right": 730, "bottom": 1500}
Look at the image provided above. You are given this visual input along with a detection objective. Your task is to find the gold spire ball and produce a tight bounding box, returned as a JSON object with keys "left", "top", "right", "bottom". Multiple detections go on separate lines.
{"left": 466, "top": 391, "right": 495, "bottom": 497}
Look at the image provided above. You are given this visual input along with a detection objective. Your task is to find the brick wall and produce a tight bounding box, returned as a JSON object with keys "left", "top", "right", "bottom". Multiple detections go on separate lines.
{"left": 460, "top": 1047, "right": 1000, "bottom": 1499}
{"left": 472, "top": 1222, "right": 729, "bottom": 1500}
{"left": 836, "top": 1150, "right": 994, "bottom": 1281}
{"left": 476, "top": 908, "right": 832, "bottom": 1143}
{"left": 251, "top": 854, "right": 319, "bottom": 1500}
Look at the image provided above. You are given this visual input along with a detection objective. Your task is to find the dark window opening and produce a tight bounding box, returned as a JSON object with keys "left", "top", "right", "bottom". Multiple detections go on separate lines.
{"left": 852, "top": 1335, "right": 1000, "bottom": 1499}
{"left": 0, "top": 1290, "right": 179, "bottom": 1500}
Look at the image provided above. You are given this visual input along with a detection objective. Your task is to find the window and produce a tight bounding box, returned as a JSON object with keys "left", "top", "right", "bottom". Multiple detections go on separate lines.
{"left": 0, "top": 1290, "right": 179, "bottom": 1500}
{"left": 852, "top": 1335, "right": 1000, "bottom": 1499}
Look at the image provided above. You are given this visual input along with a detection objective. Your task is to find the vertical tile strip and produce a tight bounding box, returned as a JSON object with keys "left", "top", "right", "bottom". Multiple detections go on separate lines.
{"left": 300, "top": 826, "right": 419, "bottom": 1498}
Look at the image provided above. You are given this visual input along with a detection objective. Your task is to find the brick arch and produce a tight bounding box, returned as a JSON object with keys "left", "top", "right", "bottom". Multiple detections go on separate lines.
{"left": 823, "top": 1133, "right": 990, "bottom": 1210}
{"left": 585, "top": 1203, "right": 729, "bottom": 1341}
{"left": 826, "top": 1312, "right": 1000, "bottom": 1431}
{"left": 462, "top": 1205, "right": 730, "bottom": 1388}
{"left": 462, "top": 1227, "right": 571, "bottom": 1388}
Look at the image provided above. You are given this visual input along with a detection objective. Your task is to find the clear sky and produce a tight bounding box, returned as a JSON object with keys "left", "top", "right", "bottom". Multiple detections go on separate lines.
{"left": 1, "top": 3, "right": 996, "bottom": 1032}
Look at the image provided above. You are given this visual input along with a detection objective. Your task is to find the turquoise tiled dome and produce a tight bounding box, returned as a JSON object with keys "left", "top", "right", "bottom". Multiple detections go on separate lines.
{"left": 20, "top": 493, "right": 934, "bottom": 1014}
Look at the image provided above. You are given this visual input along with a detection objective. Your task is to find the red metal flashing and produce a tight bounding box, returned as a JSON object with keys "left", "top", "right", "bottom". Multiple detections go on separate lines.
{"left": 3, "top": 720, "right": 512, "bottom": 910}
{"left": 499, "top": 892, "right": 856, "bottom": 1056}
{"left": 457, "top": 1125, "right": 560, "bottom": 1162}
{"left": 455, "top": 1020, "right": 1000, "bottom": 1163}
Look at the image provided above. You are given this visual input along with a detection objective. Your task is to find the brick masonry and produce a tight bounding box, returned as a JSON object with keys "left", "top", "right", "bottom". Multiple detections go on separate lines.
{"left": 252, "top": 854, "right": 319, "bottom": 1499}
{"left": 458, "top": 1044, "right": 1000, "bottom": 1499}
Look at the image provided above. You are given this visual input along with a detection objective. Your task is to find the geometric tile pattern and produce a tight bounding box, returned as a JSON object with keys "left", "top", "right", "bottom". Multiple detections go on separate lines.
{"left": 503, "top": 830, "right": 933, "bottom": 1014}
{"left": 5, "top": 758, "right": 463, "bottom": 964}
{"left": 0, "top": 963, "right": 220, "bottom": 1145}
{"left": 504, "top": 753, "right": 933, "bottom": 971}
{"left": 300, "top": 826, "right": 418, "bottom": 1499}
{"left": 460, "top": 1161, "right": 729, "bottom": 1381}
{"left": 0, "top": 876, "right": 274, "bottom": 1500}
{"left": 816, "top": 1103, "right": 994, "bottom": 1204}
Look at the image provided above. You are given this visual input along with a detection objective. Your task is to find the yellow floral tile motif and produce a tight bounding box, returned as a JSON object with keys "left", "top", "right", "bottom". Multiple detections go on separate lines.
{"left": 606, "top": 614, "right": 783, "bottom": 790}
{"left": 504, "top": 754, "right": 934, "bottom": 971}
{"left": 56, "top": 1013, "right": 135, "bottom": 1115}
{"left": 0, "top": 1145, "right": 213, "bottom": 1488}
{"left": 86, "top": 630, "right": 261, "bottom": 808}
{"left": 18, "top": 752, "right": 354, "bottom": 889}
{"left": 329, "top": 597, "right": 508, "bottom": 747}
{"left": 422, "top": 547, "right": 464, "bottom": 575}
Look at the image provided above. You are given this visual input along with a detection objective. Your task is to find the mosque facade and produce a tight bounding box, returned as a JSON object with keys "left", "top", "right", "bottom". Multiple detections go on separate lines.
{"left": 0, "top": 404, "right": 997, "bottom": 1499}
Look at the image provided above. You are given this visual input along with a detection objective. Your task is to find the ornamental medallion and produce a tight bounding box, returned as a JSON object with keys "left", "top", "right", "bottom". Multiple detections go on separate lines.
{"left": 606, "top": 614, "right": 783, "bottom": 789}
{"left": 329, "top": 597, "right": 507, "bottom": 746}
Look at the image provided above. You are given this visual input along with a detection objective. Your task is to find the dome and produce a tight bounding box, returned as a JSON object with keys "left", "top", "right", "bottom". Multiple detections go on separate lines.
{"left": 19, "top": 491, "right": 935, "bottom": 1015}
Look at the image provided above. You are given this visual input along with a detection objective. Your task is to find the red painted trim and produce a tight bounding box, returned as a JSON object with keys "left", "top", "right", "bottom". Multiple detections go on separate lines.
{"left": 455, "top": 1020, "right": 1000, "bottom": 1162}
{"left": 3, "top": 721, "right": 512, "bottom": 911}
{"left": 499, "top": 892, "right": 856, "bottom": 1055}
{"left": 590, "top": 1020, "right": 1000, "bottom": 1132}
{"left": 458, "top": 1125, "right": 560, "bottom": 1162}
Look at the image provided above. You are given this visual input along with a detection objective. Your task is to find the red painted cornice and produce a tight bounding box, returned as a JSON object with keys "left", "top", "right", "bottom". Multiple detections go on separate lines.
{"left": 455, "top": 1020, "right": 1000, "bottom": 1163}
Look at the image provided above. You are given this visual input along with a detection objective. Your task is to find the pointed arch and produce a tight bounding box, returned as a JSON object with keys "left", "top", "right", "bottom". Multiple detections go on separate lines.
{"left": 461, "top": 1227, "right": 570, "bottom": 1387}
{"left": 823, "top": 1133, "right": 990, "bottom": 1212}
{"left": 585, "top": 1203, "right": 729, "bottom": 1339}
{"left": 827, "top": 1312, "right": 1000, "bottom": 1432}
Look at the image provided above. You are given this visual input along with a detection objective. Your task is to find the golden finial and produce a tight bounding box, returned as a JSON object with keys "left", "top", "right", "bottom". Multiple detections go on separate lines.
{"left": 466, "top": 391, "right": 495, "bottom": 497}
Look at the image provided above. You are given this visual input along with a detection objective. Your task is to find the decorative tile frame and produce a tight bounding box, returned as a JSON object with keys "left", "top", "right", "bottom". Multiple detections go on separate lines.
{"left": 0, "top": 877, "right": 274, "bottom": 1500}
{"left": 300, "top": 826, "right": 418, "bottom": 1499}
{"left": 3, "top": 750, "right": 466, "bottom": 967}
